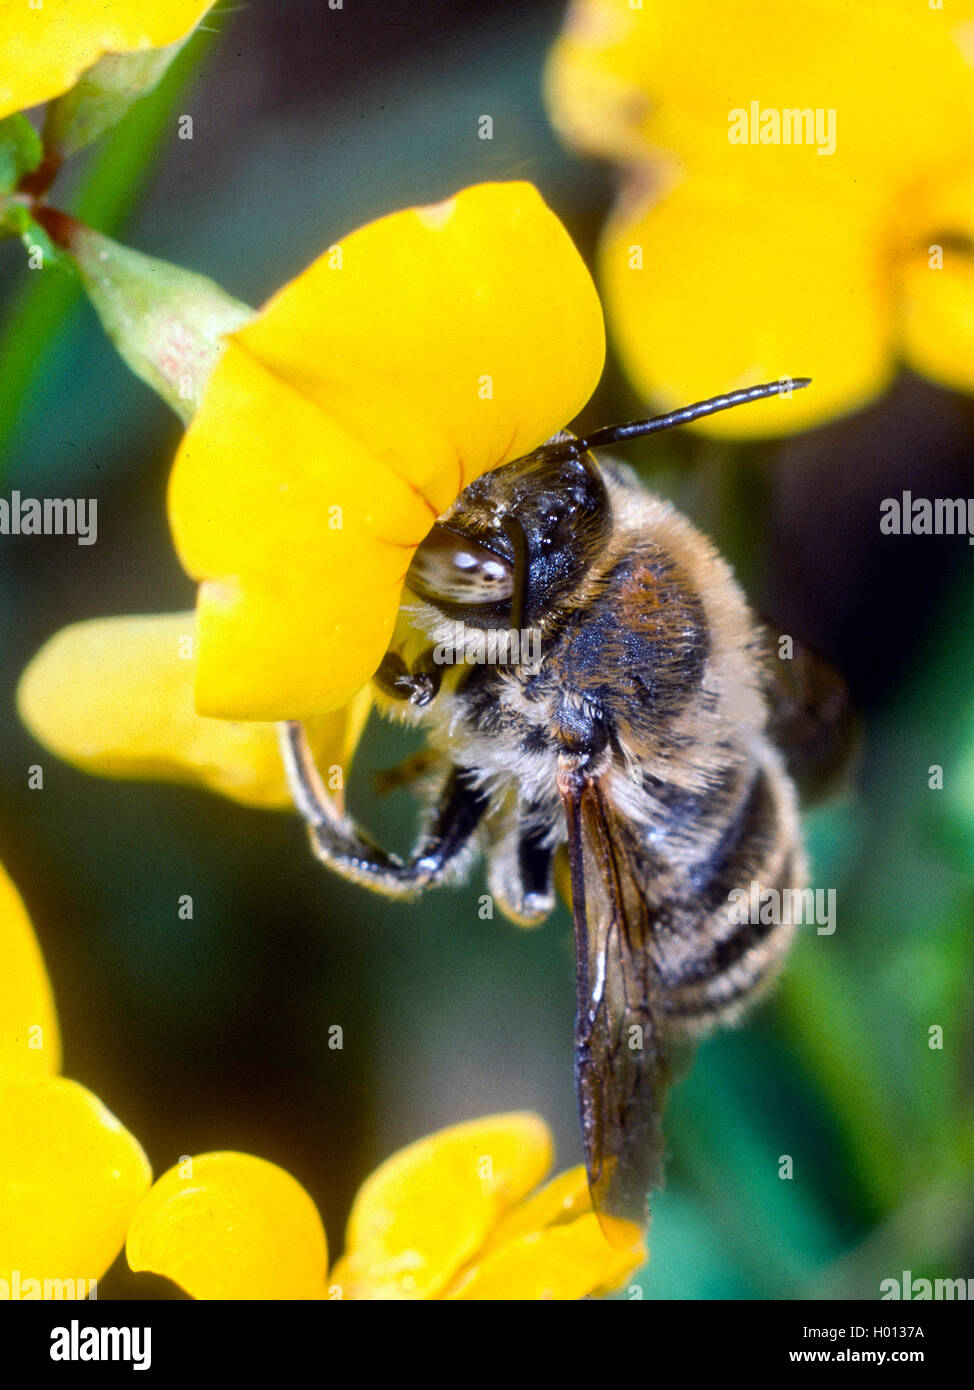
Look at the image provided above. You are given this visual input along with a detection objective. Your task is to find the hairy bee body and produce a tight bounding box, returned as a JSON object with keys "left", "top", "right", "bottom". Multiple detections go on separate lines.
{"left": 282, "top": 422, "right": 843, "bottom": 1235}
{"left": 385, "top": 459, "right": 805, "bottom": 1032}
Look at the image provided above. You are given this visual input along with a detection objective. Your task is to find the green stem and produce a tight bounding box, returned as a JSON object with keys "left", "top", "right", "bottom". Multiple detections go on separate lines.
{"left": 775, "top": 941, "right": 907, "bottom": 1216}
{"left": 0, "top": 29, "right": 217, "bottom": 478}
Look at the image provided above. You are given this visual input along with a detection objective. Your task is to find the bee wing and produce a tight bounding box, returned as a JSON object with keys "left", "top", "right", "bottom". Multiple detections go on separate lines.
{"left": 760, "top": 625, "right": 859, "bottom": 803}
{"left": 559, "top": 763, "right": 671, "bottom": 1246}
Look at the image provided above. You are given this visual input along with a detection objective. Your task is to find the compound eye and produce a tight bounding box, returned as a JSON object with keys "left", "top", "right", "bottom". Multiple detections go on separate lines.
{"left": 406, "top": 524, "right": 514, "bottom": 607}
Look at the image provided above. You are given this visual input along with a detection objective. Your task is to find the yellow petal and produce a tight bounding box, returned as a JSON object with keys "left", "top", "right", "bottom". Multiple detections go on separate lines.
{"left": 547, "top": 1, "right": 974, "bottom": 435}
{"left": 168, "top": 181, "right": 605, "bottom": 719}
{"left": 17, "top": 612, "right": 370, "bottom": 809}
{"left": 601, "top": 176, "right": 894, "bottom": 437}
{"left": 448, "top": 1212, "right": 645, "bottom": 1300}
{"left": 546, "top": 0, "right": 974, "bottom": 184}
{"left": 126, "top": 1151, "right": 328, "bottom": 1300}
{"left": 0, "top": 862, "right": 60, "bottom": 1081}
{"left": 332, "top": 1112, "right": 553, "bottom": 1300}
{"left": 897, "top": 166, "right": 974, "bottom": 396}
{"left": 0, "top": 0, "right": 212, "bottom": 120}
{"left": 544, "top": 0, "right": 662, "bottom": 166}
{"left": 451, "top": 1164, "right": 645, "bottom": 1298}
{"left": 0, "top": 1077, "right": 151, "bottom": 1287}
{"left": 478, "top": 1165, "right": 593, "bottom": 1253}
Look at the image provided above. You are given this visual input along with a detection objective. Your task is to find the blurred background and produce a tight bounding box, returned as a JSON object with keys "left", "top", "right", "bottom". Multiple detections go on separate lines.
{"left": 1, "top": 0, "right": 973, "bottom": 1299}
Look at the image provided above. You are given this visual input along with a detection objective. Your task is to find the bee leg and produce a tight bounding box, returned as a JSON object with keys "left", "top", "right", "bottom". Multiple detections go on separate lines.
{"left": 373, "top": 650, "right": 442, "bottom": 708}
{"left": 487, "top": 813, "right": 556, "bottom": 926}
{"left": 278, "top": 721, "right": 486, "bottom": 895}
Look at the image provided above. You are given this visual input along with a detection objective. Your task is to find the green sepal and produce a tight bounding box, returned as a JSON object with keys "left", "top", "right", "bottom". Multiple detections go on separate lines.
{"left": 43, "top": 40, "right": 190, "bottom": 162}
{"left": 64, "top": 222, "right": 253, "bottom": 422}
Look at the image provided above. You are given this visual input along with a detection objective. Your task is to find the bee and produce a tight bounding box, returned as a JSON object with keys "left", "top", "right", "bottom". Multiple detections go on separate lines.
{"left": 279, "top": 379, "right": 854, "bottom": 1245}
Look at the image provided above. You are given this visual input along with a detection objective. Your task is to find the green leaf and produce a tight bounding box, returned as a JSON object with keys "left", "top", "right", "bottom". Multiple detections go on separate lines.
{"left": 0, "top": 114, "right": 43, "bottom": 194}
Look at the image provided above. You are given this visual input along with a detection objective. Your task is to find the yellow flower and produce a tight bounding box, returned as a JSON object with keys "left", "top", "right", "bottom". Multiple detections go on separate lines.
{"left": 0, "top": 0, "right": 212, "bottom": 121}
{"left": 19, "top": 185, "right": 602, "bottom": 793}
{"left": 16, "top": 184, "right": 603, "bottom": 822}
{"left": 127, "top": 1114, "right": 645, "bottom": 1300}
{"left": 0, "top": 861, "right": 642, "bottom": 1299}
{"left": 17, "top": 611, "right": 371, "bottom": 809}
{"left": 0, "top": 859, "right": 151, "bottom": 1294}
{"left": 545, "top": 0, "right": 974, "bottom": 437}
{"left": 169, "top": 180, "right": 605, "bottom": 719}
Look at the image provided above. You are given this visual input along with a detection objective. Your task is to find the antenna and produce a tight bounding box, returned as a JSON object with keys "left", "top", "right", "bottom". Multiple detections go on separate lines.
{"left": 534, "top": 378, "right": 811, "bottom": 463}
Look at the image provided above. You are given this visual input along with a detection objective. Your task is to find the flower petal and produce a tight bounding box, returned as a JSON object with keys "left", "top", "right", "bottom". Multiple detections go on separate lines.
{"left": 0, "top": 862, "right": 60, "bottom": 1081}
{"left": 548, "top": 1, "right": 974, "bottom": 429}
{"left": 447, "top": 1212, "right": 645, "bottom": 1300}
{"left": 477, "top": 1165, "right": 593, "bottom": 1252}
{"left": 546, "top": 0, "right": 974, "bottom": 182}
{"left": 898, "top": 167, "right": 974, "bottom": 396}
{"left": 601, "top": 177, "right": 894, "bottom": 437}
{"left": 331, "top": 1112, "right": 553, "bottom": 1299}
{"left": 168, "top": 181, "right": 605, "bottom": 718}
{"left": 17, "top": 612, "right": 370, "bottom": 809}
{"left": 0, "top": 0, "right": 213, "bottom": 121}
{"left": 0, "top": 1077, "right": 151, "bottom": 1286}
{"left": 126, "top": 1151, "right": 328, "bottom": 1300}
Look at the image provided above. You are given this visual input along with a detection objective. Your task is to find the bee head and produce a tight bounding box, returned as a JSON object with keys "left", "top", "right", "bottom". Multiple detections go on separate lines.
{"left": 404, "top": 380, "right": 813, "bottom": 634}
{"left": 405, "top": 447, "right": 610, "bottom": 630}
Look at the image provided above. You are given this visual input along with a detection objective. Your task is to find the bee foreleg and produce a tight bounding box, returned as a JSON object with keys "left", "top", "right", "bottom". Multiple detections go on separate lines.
{"left": 373, "top": 649, "right": 442, "bottom": 708}
{"left": 278, "top": 721, "right": 486, "bottom": 896}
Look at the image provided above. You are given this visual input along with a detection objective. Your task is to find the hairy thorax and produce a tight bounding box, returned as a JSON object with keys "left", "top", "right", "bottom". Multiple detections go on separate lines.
{"left": 390, "top": 466, "right": 787, "bottom": 876}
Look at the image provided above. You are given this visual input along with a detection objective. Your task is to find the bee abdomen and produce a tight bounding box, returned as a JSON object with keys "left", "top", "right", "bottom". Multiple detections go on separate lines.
{"left": 652, "top": 750, "right": 805, "bottom": 1031}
